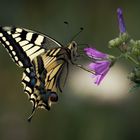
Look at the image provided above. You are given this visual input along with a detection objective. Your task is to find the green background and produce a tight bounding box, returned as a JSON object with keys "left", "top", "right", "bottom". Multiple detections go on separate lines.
{"left": 0, "top": 0, "right": 140, "bottom": 140}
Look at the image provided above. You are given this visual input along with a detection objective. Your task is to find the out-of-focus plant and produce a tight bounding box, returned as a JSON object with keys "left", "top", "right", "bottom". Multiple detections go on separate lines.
{"left": 83, "top": 8, "right": 140, "bottom": 91}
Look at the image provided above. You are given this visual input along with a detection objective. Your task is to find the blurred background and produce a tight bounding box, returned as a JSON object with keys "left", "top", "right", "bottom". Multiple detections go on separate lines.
{"left": 0, "top": 0, "right": 140, "bottom": 140}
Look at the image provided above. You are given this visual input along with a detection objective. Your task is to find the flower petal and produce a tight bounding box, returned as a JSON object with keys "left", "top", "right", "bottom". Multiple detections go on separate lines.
{"left": 84, "top": 47, "right": 107, "bottom": 59}
{"left": 88, "top": 61, "right": 111, "bottom": 85}
{"left": 89, "top": 61, "right": 110, "bottom": 74}
{"left": 94, "top": 74, "right": 102, "bottom": 85}
{"left": 95, "top": 68, "right": 109, "bottom": 85}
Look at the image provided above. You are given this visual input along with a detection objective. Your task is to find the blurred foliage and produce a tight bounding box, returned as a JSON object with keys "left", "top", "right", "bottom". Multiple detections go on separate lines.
{"left": 0, "top": 0, "right": 140, "bottom": 140}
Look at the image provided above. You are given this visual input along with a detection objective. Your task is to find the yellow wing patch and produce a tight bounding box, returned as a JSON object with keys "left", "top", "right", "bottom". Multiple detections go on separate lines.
{"left": 41, "top": 53, "right": 68, "bottom": 93}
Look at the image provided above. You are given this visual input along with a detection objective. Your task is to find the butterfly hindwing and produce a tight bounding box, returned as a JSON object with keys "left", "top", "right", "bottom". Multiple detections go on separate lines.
{"left": 27, "top": 48, "right": 69, "bottom": 110}
{"left": 21, "top": 66, "right": 50, "bottom": 111}
{"left": 42, "top": 48, "right": 69, "bottom": 93}
{"left": 0, "top": 26, "right": 62, "bottom": 68}
{"left": 22, "top": 67, "right": 37, "bottom": 97}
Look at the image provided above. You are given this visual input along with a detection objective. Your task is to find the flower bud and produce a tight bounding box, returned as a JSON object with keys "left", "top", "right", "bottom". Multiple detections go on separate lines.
{"left": 117, "top": 8, "right": 126, "bottom": 33}
{"left": 108, "top": 33, "right": 129, "bottom": 48}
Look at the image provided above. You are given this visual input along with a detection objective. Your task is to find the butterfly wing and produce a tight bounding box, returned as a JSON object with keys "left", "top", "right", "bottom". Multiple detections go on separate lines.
{"left": 0, "top": 26, "right": 70, "bottom": 121}
{"left": 0, "top": 26, "right": 62, "bottom": 67}
{"left": 22, "top": 67, "right": 37, "bottom": 99}
{"left": 43, "top": 53, "right": 69, "bottom": 93}
{"left": 26, "top": 48, "right": 69, "bottom": 111}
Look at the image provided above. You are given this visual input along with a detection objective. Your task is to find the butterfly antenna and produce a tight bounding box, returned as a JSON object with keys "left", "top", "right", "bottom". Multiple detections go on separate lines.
{"left": 70, "top": 27, "right": 84, "bottom": 42}
{"left": 63, "top": 22, "right": 84, "bottom": 43}
{"left": 27, "top": 105, "right": 37, "bottom": 122}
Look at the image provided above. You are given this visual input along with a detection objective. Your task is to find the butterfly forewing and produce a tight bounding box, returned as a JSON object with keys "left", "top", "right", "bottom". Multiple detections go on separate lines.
{"left": 0, "top": 26, "right": 62, "bottom": 68}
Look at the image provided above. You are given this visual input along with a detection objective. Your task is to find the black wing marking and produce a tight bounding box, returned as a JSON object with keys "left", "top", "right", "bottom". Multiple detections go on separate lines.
{"left": 0, "top": 26, "right": 62, "bottom": 67}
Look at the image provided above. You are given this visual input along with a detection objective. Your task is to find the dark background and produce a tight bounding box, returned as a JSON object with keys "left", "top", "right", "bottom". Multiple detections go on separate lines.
{"left": 0, "top": 0, "right": 140, "bottom": 140}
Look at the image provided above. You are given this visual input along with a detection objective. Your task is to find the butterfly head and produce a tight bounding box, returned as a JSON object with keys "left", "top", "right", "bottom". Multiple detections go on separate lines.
{"left": 68, "top": 41, "right": 79, "bottom": 61}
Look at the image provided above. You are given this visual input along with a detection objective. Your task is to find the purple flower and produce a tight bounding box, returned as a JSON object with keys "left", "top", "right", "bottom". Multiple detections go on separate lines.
{"left": 84, "top": 47, "right": 107, "bottom": 59}
{"left": 84, "top": 47, "right": 111, "bottom": 85}
{"left": 117, "top": 8, "right": 126, "bottom": 33}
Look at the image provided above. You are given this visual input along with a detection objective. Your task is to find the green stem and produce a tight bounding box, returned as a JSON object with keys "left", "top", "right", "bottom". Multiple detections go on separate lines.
{"left": 127, "top": 55, "right": 139, "bottom": 65}
{"left": 116, "top": 42, "right": 140, "bottom": 65}
{"left": 116, "top": 54, "right": 124, "bottom": 60}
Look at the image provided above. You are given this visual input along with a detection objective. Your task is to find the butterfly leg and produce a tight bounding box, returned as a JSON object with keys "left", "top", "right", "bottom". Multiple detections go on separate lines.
{"left": 72, "top": 63, "right": 95, "bottom": 74}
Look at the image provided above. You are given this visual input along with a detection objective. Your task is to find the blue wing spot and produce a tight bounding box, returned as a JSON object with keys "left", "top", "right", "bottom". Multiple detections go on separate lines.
{"left": 30, "top": 78, "right": 36, "bottom": 86}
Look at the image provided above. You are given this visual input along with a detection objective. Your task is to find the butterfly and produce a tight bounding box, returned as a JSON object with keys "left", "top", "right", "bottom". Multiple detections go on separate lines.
{"left": 0, "top": 26, "right": 94, "bottom": 121}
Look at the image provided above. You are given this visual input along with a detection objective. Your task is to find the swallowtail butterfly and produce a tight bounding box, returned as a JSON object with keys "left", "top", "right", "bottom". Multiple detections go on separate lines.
{"left": 0, "top": 26, "right": 93, "bottom": 121}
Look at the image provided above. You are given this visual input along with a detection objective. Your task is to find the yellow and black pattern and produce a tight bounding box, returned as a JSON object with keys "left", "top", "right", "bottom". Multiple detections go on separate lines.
{"left": 0, "top": 26, "right": 79, "bottom": 121}
{"left": 25, "top": 48, "right": 69, "bottom": 111}
{"left": 0, "top": 26, "right": 62, "bottom": 67}
{"left": 42, "top": 48, "right": 69, "bottom": 93}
